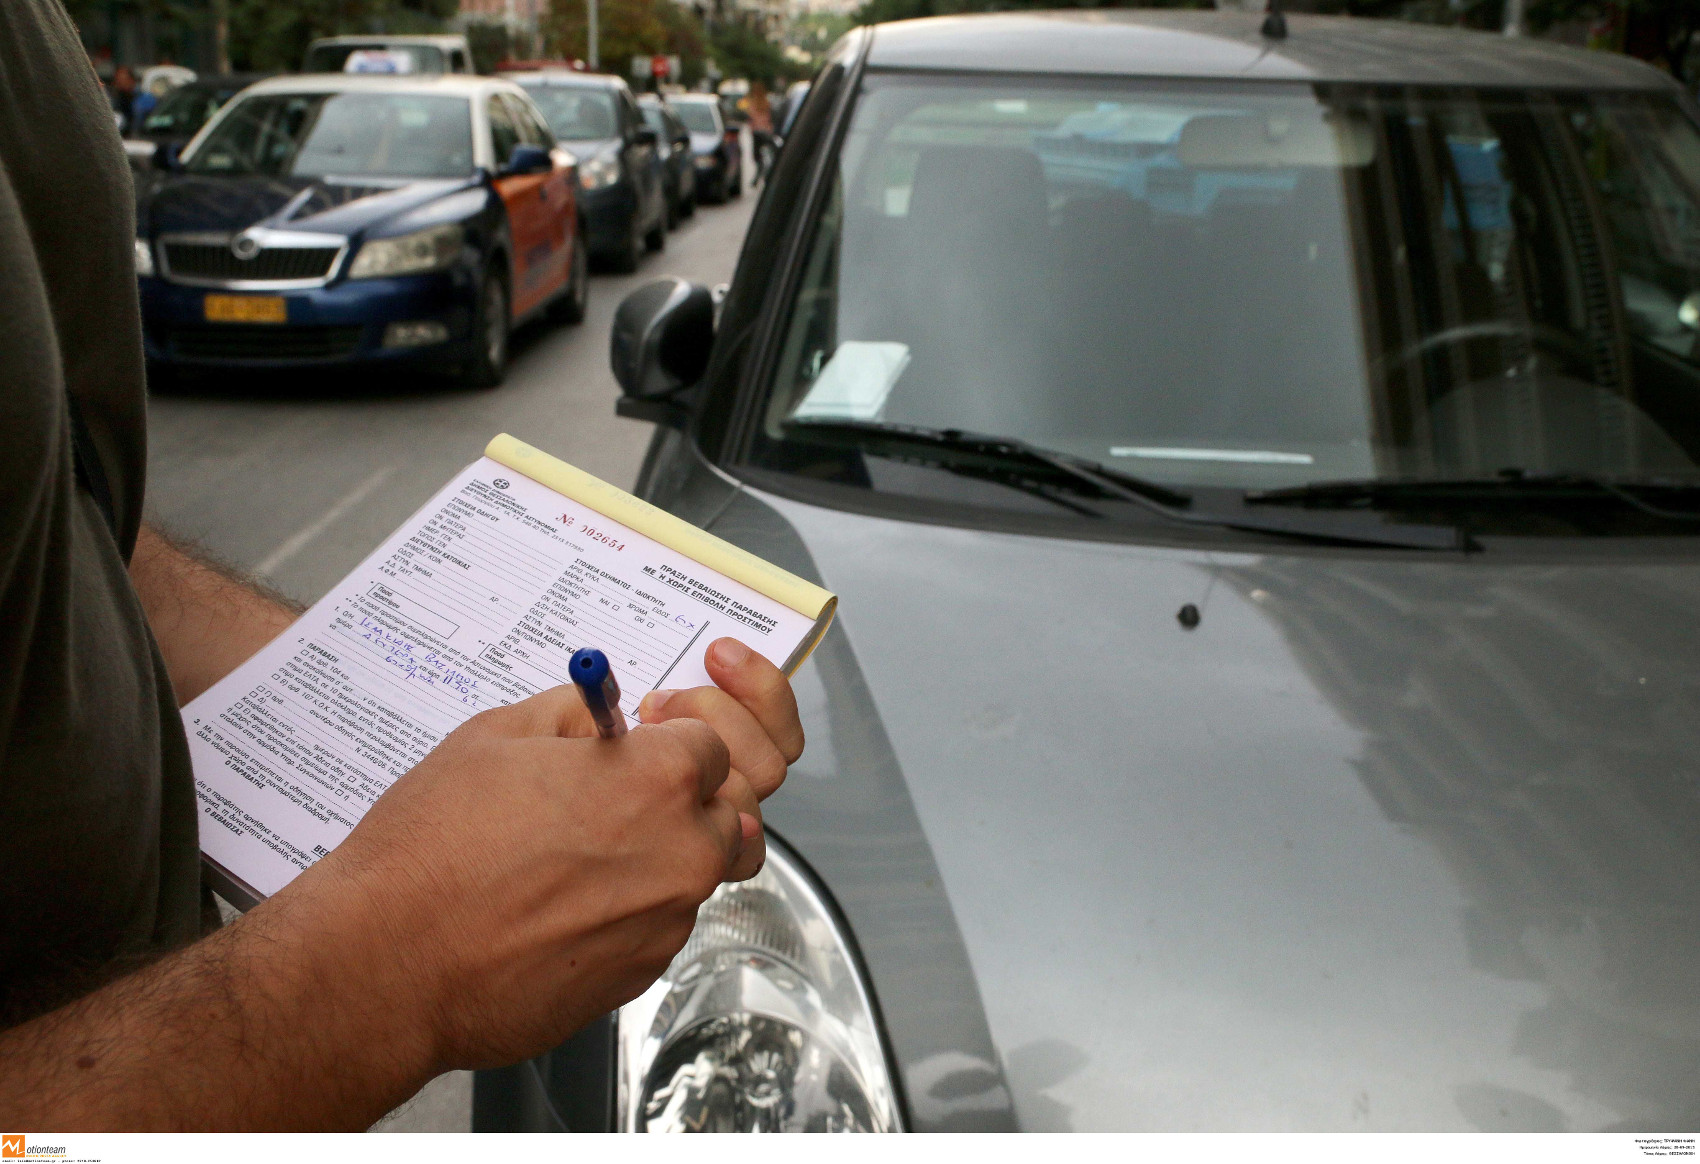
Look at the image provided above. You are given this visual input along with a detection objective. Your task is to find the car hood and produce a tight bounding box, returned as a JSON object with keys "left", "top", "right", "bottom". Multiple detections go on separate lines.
{"left": 559, "top": 136, "right": 619, "bottom": 159}
{"left": 688, "top": 132, "right": 722, "bottom": 155}
{"left": 729, "top": 489, "right": 1700, "bottom": 1132}
{"left": 138, "top": 173, "right": 479, "bottom": 238}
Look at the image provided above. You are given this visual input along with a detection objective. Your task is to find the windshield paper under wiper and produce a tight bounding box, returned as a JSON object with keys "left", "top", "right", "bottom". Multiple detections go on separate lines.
{"left": 784, "top": 419, "right": 1471, "bottom": 551}
{"left": 1248, "top": 473, "right": 1700, "bottom": 522}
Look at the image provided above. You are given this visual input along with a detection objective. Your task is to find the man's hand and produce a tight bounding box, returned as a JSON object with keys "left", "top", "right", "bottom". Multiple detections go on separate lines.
{"left": 637, "top": 637, "right": 805, "bottom": 881}
{"left": 281, "top": 692, "right": 749, "bottom": 1075}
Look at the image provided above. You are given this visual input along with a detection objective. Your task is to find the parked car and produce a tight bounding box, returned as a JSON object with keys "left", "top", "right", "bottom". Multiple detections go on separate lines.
{"left": 475, "top": 11, "right": 1700, "bottom": 1133}
{"left": 302, "top": 34, "right": 475, "bottom": 75}
{"left": 638, "top": 94, "right": 696, "bottom": 228}
{"left": 135, "top": 74, "right": 587, "bottom": 389}
{"left": 671, "top": 93, "right": 741, "bottom": 204}
{"left": 774, "top": 78, "right": 810, "bottom": 140}
{"left": 509, "top": 71, "right": 667, "bottom": 272}
{"left": 122, "top": 72, "right": 271, "bottom": 170}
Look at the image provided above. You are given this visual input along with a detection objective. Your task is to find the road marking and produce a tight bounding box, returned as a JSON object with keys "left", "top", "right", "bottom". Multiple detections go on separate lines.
{"left": 257, "top": 464, "right": 396, "bottom": 577}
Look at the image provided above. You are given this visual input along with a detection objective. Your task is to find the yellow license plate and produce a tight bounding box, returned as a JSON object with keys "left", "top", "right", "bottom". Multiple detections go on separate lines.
{"left": 204, "top": 294, "right": 287, "bottom": 324}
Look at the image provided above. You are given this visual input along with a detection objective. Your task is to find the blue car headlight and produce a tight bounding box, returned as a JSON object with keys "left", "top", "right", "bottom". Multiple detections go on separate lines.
{"left": 580, "top": 149, "right": 622, "bottom": 191}
{"left": 348, "top": 223, "right": 463, "bottom": 280}
{"left": 617, "top": 837, "right": 901, "bottom": 1132}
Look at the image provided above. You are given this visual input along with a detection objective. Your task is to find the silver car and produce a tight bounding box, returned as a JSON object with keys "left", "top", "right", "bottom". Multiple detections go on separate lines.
{"left": 477, "top": 11, "right": 1700, "bottom": 1132}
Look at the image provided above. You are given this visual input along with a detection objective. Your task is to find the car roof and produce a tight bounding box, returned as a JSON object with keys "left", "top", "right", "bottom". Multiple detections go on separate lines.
{"left": 671, "top": 93, "right": 719, "bottom": 103}
{"left": 506, "top": 70, "right": 626, "bottom": 89}
{"left": 239, "top": 74, "right": 520, "bottom": 98}
{"left": 307, "top": 34, "right": 470, "bottom": 48}
{"left": 865, "top": 11, "right": 1675, "bottom": 91}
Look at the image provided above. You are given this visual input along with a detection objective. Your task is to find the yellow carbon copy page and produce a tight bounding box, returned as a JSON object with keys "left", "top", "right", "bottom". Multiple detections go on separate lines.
{"left": 182, "top": 436, "right": 837, "bottom": 906}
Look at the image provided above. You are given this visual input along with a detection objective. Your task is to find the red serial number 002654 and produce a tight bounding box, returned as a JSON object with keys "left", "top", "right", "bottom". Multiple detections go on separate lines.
{"left": 580, "top": 526, "right": 626, "bottom": 552}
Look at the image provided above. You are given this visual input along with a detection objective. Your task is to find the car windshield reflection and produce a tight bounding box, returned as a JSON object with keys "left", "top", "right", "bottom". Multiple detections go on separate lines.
{"left": 756, "top": 77, "right": 1700, "bottom": 504}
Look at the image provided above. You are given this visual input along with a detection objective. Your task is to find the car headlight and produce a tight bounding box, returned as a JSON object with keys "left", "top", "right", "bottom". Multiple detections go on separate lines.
{"left": 617, "top": 836, "right": 902, "bottom": 1132}
{"left": 579, "top": 149, "right": 622, "bottom": 191}
{"left": 134, "top": 237, "right": 154, "bottom": 276}
{"left": 693, "top": 153, "right": 717, "bottom": 169}
{"left": 347, "top": 223, "right": 463, "bottom": 280}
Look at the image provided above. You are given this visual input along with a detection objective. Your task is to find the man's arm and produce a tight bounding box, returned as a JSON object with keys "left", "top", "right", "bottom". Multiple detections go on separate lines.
{"left": 128, "top": 524, "right": 300, "bottom": 704}
{"left": 0, "top": 646, "right": 802, "bottom": 1129}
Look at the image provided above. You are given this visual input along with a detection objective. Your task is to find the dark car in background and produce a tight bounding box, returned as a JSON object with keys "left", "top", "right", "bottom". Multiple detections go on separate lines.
{"left": 671, "top": 93, "right": 741, "bottom": 204}
{"left": 136, "top": 74, "right": 587, "bottom": 389}
{"left": 510, "top": 71, "right": 667, "bottom": 272}
{"left": 639, "top": 93, "right": 695, "bottom": 228}
{"left": 478, "top": 11, "right": 1700, "bottom": 1133}
{"left": 122, "top": 73, "right": 271, "bottom": 171}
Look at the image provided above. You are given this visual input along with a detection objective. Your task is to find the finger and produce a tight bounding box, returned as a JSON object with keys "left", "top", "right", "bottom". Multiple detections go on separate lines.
{"left": 701, "top": 639, "right": 805, "bottom": 764}
{"left": 720, "top": 770, "right": 767, "bottom": 882}
{"left": 638, "top": 686, "right": 788, "bottom": 801}
{"left": 701, "top": 792, "right": 744, "bottom": 873}
{"left": 458, "top": 685, "right": 596, "bottom": 740}
{"left": 641, "top": 717, "right": 730, "bottom": 803}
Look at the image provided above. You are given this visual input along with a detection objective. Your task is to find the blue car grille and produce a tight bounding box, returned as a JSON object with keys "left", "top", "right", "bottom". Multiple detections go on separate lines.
{"left": 162, "top": 324, "right": 364, "bottom": 361}
{"left": 163, "top": 243, "right": 341, "bottom": 283}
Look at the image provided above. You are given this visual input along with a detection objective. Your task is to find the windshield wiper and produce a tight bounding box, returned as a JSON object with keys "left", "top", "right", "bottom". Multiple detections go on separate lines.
{"left": 1248, "top": 473, "right": 1700, "bottom": 522}
{"left": 784, "top": 419, "right": 1471, "bottom": 550}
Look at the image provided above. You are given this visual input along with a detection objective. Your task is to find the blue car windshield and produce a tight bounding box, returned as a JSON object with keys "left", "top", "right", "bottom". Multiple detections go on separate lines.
{"left": 674, "top": 101, "right": 719, "bottom": 135}
{"left": 186, "top": 92, "right": 474, "bottom": 179}
{"left": 760, "top": 75, "right": 1700, "bottom": 493}
{"left": 522, "top": 87, "right": 618, "bottom": 140}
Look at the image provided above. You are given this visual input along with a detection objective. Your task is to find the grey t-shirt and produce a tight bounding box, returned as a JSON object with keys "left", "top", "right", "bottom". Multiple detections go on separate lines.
{"left": 0, "top": 0, "right": 203, "bottom": 1024}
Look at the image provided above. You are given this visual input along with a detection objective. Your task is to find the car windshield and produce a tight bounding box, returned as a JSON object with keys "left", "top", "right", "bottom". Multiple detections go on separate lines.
{"left": 675, "top": 101, "right": 718, "bottom": 134}
{"left": 757, "top": 74, "right": 1700, "bottom": 502}
{"left": 523, "top": 86, "right": 618, "bottom": 140}
{"left": 641, "top": 104, "right": 667, "bottom": 133}
{"left": 303, "top": 43, "right": 447, "bottom": 74}
{"left": 185, "top": 92, "right": 474, "bottom": 179}
{"left": 140, "top": 84, "right": 230, "bottom": 138}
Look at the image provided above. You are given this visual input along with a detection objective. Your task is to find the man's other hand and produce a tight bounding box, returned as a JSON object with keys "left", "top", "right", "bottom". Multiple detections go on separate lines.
{"left": 636, "top": 637, "right": 805, "bottom": 881}
{"left": 271, "top": 693, "right": 745, "bottom": 1075}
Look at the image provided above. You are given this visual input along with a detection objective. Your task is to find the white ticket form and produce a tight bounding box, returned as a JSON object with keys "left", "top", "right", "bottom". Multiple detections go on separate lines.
{"left": 184, "top": 447, "right": 833, "bottom": 905}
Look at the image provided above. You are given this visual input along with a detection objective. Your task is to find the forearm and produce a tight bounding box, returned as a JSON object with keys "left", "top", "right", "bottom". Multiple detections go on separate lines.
{"left": 129, "top": 524, "right": 302, "bottom": 703}
{"left": 0, "top": 877, "right": 434, "bottom": 1130}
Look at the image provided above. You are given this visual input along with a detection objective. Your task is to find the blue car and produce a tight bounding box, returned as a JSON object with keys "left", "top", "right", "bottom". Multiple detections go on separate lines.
{"left": 508, "top": 71, "right": 668, "bottom": 273}
{"left": 136, "top": 74, "right": 588, "bottom": 389}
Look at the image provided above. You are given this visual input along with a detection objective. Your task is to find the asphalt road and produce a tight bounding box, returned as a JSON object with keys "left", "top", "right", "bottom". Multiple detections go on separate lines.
{"left": 143, "top": 177, "right": 757, "bottom": 1133}
{"left": 145, "top": 186, "right": 757, "bottom": 608}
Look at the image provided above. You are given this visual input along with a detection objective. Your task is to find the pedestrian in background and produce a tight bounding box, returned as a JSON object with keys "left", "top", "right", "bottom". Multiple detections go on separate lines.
{"left": 748, "top": 80, "right": 774, "bottom": 185}
{"left": 107, "top": 63, "right": 136, "bottom": 132}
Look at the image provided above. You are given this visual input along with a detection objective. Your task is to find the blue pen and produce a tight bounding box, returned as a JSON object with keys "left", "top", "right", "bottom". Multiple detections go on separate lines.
{"left": 569, "top": 647, "right": 627, "bottom": 738}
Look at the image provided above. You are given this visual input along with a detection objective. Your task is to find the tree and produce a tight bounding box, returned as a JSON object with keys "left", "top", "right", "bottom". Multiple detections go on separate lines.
{"left": 709, "top": 15, "right": 804, "bottom": 84}
{"left": 221, "top": 0, "right": 456, "bottom": 72}
{"left": 545, "top": 0, "right": 707, "bottom": 81}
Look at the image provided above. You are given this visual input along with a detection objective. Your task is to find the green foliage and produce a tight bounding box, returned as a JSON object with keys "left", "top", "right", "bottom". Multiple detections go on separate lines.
{"left": 708, "top": 17, "right": 791, "bottom": 85}
{"left": 465, "top": 20, "right": 511, "bottom": 73}
{"left": 545, "top": 0, "right": 707, "bottom": 79}
{"left": 223, "top": 0, "right": 455, "bottom": 72}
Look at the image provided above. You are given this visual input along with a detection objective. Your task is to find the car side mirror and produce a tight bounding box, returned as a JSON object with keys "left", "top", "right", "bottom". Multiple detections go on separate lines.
{"left": 611, "top": 278, "right": 714, "bottom": 425}
{"left": 151, "top": 141, "right": 182, "bottom": 171}
{"left": 501, "top": 143, "right": 552, "bottom": 176}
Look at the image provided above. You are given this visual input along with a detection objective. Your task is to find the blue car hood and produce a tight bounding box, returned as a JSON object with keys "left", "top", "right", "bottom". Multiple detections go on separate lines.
{"left": 138, "top": 174, "right": 479, "bottom": 237}
{"left": 732, "top": 489, "right": 1700, "bottom": 1132}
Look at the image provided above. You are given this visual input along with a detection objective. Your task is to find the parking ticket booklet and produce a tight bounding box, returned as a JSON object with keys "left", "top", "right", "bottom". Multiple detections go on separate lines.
{"left": 181, "top": 434, "right": 837, "bottom": 908}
